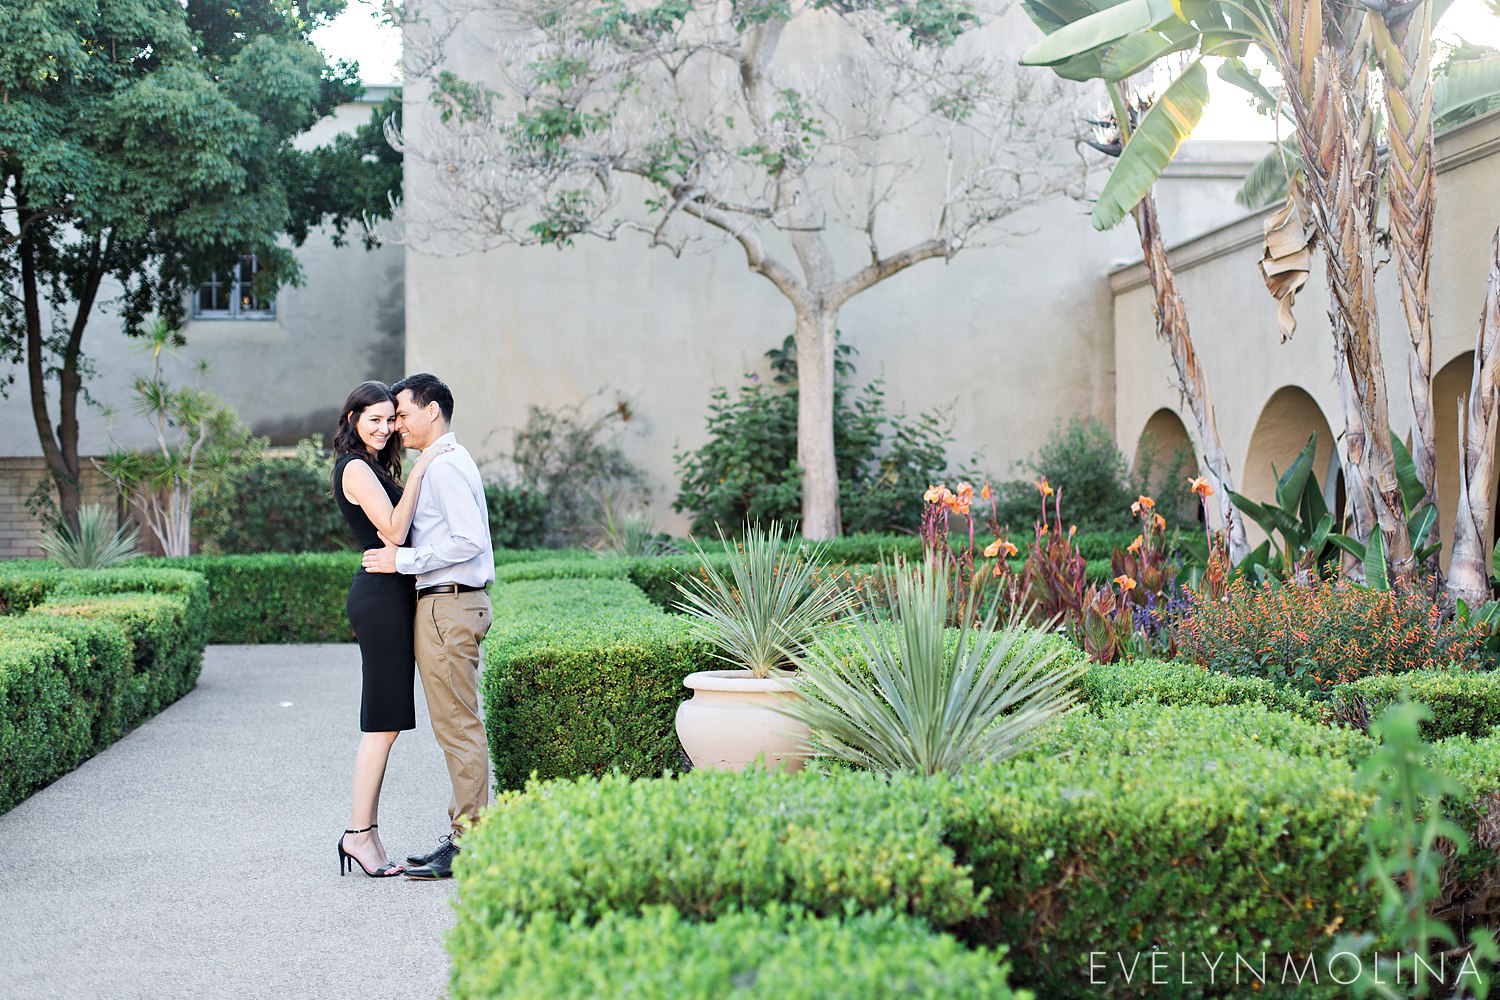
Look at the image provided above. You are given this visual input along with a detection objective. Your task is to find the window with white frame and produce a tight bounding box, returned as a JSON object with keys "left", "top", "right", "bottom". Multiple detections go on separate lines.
{"left": 193, "top": 254, "right": 275, "bottom": 320}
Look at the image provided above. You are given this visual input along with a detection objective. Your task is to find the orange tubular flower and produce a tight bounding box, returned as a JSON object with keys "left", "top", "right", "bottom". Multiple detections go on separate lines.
{"left": 1114, "top": 575, "right": 1137, "bottom": 592}
{"left": 1154, "top": 513, "right": 1166, "bottom": 531}
{"left": 1035, "top": 477, "right": 1054, "bottom": 498}
{"left": 1039, "top": 523, "right": 1049, "bottom": 537}
{"left": 1187, "top": 476, "right": 1215, "bottom": 499}
{"left": 1002, "top": 540, "right": 1018, "bottom": 558}
{"left": 984, "top": 540, "right": 1003, "bottom": 558}
{"left": 981, "top": 483, "right": 992, "bottom": 500}
{"left": 1127, "top": 535, "right": 1144, "bottom": 554}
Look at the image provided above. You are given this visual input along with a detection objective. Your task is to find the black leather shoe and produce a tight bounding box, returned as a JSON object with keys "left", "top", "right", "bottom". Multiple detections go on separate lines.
{"left": 406, "top": 834, "right": 456, "bottom": 867}
{"left": 404, "top": 839, "right": 460, "bottom": 880}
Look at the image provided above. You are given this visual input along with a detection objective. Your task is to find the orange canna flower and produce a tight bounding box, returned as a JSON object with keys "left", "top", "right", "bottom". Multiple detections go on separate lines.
{"left": 1039, "top": 523, "right": 1049, "bottom": 537}
{"left": 1114, "top": 575, "right": 1137, "bottom": 591}
{"left": 1187, "top": 475, "right": 1215, "bottom": 498}
{"left": 1153, "top": 513, "right": 1166, "bottom": 531}
{"left": 1069, "top": 525, "right": 1077, "bottom": 538}
{"left": 1002, "top": 540, "right": 1018, "bottom": 558}
{"left": 924, "top": 484, "right": 944, "bottom": 504}
{"left": 1127, "top": 535, "right": 1143, "bottom": 554}
{"left": 980, "top": 483, "right": 992, "bottom": 500}
{"left": 956, "top": 481, "right": 974, "bottom": 499}
{"left": 1035, "top": 477, "right": 1054, "bottom": 498}
{"left": 984, "top": 539, "right": 1003, "bottom": 558}
{"left": 1132, "top": 495, "right": 1156, "bottom": 514}
{"left": 952, "top": 500, "right": 971, "bottom": 515}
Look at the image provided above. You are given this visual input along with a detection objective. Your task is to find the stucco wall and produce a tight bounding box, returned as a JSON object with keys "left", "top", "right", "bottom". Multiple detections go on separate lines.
{"left": 400, "top": 3, "right": 1264, "bottom": 534}
{"left": 1112, "top": 110, "right": 1500, "bottom": 560}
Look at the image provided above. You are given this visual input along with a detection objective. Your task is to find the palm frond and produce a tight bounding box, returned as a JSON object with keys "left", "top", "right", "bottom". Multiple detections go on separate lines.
{"left": 779, "top": 559, "right": 1084, "bottom": 777}
{"left": 40, "top": 504, "right": 141, "bottom": 569}
{"left": 672, "top": 521, "right": 851, "bottom": 678}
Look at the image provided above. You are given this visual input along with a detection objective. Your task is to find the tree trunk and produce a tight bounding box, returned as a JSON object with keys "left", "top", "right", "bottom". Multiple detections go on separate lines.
{"left": 795, "top": 306, "right": 841, "bottom": 540}
{"left": 1280, "top": 40, "right": 1416, "bottom": 582}
{"left": 18, "top": 214, "right": 82, "bottom": 532}
{"left": 1374, "top": 4, "right": 1440, "bottom": 564}
{"left": 1448, "top": 228, "right": 1500, "bottom": 608}
{"left": 1131, "top": 194, "right": 1250, "bottom": 562}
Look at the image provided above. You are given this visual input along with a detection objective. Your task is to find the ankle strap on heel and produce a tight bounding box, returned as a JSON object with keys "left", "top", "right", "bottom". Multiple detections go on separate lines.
{"left": 344, "top": 825, "right": 373, "bottom": 835}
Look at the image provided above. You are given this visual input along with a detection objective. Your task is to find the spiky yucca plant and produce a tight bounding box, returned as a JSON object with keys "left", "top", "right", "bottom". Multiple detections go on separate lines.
{"left": 672, "top": 521, "right": 851, "bottom": 679}
{"left": 780, "top": 559, "right": 1083, "bottom": 776}
{"left": 39, "top": 504, "right": 141, "bottom": 569}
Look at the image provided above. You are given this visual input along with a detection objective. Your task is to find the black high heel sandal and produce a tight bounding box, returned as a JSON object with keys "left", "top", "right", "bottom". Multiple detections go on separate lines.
{"left": 338, "top": 824, "right": 404, "bottom": 877}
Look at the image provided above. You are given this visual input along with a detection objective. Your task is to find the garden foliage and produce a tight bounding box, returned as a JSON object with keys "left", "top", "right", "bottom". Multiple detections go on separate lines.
{"left": 674, "top": 338, "right": 957, "bottom": 536}
{"left": 196, "top": 438, "right": 347, "bottom": 554}
{"left": 1175, "top": 575, "right": 1485, "bottom": 697}
{"left": 0, "top": 565, "right": 209, "bottom": 812}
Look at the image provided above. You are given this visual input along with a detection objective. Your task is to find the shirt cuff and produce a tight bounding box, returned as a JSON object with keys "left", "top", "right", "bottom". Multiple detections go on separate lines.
{"left": 395, "top": 547, "right": 416, "bottom": 575}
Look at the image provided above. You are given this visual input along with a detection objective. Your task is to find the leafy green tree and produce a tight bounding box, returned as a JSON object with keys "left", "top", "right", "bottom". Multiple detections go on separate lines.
{"left": 0, "top": 0, "right": 401, "bottom": 530}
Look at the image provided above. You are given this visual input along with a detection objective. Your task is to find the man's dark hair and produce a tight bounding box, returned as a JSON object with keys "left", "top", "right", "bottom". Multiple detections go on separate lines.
{"left": 392, "top": 372, "right": 454, "bottom": 423}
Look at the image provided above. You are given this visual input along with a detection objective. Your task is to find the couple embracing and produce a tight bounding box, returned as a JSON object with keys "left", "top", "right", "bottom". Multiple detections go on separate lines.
{"left": 330, "top": 373, "right": 494, "bottom": 880}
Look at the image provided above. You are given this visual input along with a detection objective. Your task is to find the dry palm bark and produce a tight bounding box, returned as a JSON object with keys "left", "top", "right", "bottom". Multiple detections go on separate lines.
{"left": 1272, "top": 0, "right": 1416, "bottom": 581}
{"left": 1372, "top": 1, "right": 1441, "bottom": 558}
{"left": 1449, "top": 229, "right": 1500, "bottom": 607}
{"left": 1132, "top": 192, "right": 1250, "bottom": 561}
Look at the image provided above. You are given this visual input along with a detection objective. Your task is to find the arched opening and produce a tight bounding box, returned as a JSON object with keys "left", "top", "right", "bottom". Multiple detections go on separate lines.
{"left": 1133, "top": 408, "right": 1199, "bottom": 525}
{"left": 1242, "top": 387, "right": 1337, "bottom": 546}
{"left": 1432, "top": 352, "right": 1500, "bottom": 570}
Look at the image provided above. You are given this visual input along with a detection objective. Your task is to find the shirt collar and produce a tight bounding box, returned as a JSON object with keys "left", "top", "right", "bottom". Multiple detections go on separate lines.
{"left": 429, "top": 431, "right": 457, "bottom": 450}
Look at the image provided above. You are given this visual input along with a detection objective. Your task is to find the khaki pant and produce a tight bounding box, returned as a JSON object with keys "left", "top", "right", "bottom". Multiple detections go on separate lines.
{"left": 415, "top": 590, "right": 492, "bottom": 834}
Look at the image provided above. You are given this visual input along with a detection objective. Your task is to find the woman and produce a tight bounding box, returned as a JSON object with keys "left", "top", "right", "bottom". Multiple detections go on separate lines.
{"left": 332, "top": 380, "right": 450, "bottom": 877}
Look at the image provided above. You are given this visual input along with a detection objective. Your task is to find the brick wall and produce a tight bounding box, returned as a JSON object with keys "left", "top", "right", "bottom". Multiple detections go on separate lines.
{"left": 0, "top": 458, "right": 125, "bottom": 560}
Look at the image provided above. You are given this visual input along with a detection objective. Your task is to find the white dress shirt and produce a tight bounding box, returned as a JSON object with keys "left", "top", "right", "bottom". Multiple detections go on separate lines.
{"left": 395, "top": 432, "right": 495, "bottom": 589}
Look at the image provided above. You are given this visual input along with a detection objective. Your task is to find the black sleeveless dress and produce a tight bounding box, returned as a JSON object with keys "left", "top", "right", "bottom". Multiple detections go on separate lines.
{"left": 334, "top": 453, "right": 417, "bottom": 733}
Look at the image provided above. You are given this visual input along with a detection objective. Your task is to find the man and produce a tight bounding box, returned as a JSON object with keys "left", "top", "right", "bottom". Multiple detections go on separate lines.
{"left": 361, "top": 373, "right": 495, "bottom": 880}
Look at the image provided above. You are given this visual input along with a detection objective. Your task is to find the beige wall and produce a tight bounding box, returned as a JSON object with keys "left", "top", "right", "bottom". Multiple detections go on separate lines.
{"left": 401, "top": 5, "right": 1269, "bottom": 534}
{"left": 1112, "top": 110, "right": 1500, "bottom": 561}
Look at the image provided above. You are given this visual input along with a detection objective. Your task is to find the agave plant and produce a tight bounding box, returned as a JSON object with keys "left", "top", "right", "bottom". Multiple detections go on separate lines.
{"left": 673, "top": 521, "right": 851, "bottom": 678}
{"left": 40, "top": 504, "right": 141, "bottom": 569}
{"left": 597, "top": 502, "right": 678, "bottom": 558}
{"left": 778, "top": 560, "right": 1084, "bottom": 777}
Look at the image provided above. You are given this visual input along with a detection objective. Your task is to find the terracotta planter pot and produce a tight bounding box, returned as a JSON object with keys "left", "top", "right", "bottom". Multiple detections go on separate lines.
{"left": 675, "top": 670, "right": 809, "bottom": 773}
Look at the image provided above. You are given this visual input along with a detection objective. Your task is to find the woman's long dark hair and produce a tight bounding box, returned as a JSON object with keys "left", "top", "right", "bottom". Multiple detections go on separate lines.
{"left": 334, "top": 381, "right": 403, "bottom": 487}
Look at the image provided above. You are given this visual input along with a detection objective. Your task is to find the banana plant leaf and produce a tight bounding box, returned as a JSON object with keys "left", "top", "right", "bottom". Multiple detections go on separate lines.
{"left": 1364, "top": 531, "right": 1390, "bottom": 591}
{"left": 1218, "top": 56, "right": 1280, "bottom": 112}
{"left": 1235, "top": 139, "right": 1301, "bottom": 209}
{"left": 1100, "top": 19, "right": 1200, "bottom": 79}
{"left": 1091, "top": 57, "right": 1212, "bottom": 230}
{"left": 1389, "top": 432, "right": 1426, "bottom": 515}
{"left": 1022, "top": 0, "right": 1181, "bottom": 66}
{"left": 1433, "top": 52, "right": 1500, "bottom": 125}
{"left": 1274, "top": 434, "right": 1318, "bottom": 513}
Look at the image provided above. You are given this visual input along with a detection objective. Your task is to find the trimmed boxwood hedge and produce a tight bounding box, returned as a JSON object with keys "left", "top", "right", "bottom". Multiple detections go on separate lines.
{"left": 0, "top": 565, "right": 210, "bottom": 813}
{"left": 449, "top": 906, "right": 1025, "bottom": 1000}
{"left": 483, "top": 578, "right": 716, "bottom": 790}
{"left": 142, "top": 553, "right": 358, "bottom": 643}
{"left": 1334, "top": 667, "right": 1500, "bottom": 742}
{"left": 1082, "top": 657, "right": 1322, "bottom": 721}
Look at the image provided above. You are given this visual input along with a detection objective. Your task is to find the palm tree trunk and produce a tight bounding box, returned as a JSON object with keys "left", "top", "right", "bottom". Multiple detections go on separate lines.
{"left": 1276, "top": 32, "right": 1416, "bottom": 582}
{"left": 1374, "top": 4, "right": 1441, "bottom": 564}
{"left": 1131, "top": 194, "right": 1249, "bottom": 561}
{"left": 1448, "top": 228, "right": 1500, "bottom": 607}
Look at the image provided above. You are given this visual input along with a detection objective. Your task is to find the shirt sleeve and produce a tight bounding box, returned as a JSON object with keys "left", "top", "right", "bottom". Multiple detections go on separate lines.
{"left": 394, "top": 463, "right": 488, "bottom": 576}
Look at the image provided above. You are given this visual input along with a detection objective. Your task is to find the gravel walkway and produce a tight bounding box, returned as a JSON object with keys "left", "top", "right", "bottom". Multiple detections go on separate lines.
{"left": 0, "top": 644, "right": 460, "bottom": 1000}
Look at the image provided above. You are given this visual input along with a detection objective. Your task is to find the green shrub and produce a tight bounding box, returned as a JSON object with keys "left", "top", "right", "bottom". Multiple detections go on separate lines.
{"left": 1081, "top": 657, "right": 1321, "bottom": 720}
{"left": 988, "top": 417, "right": 1143, "bottom": 533}
{"left": 0, "top": 625, "right": 91, "bottom": 813}
{"left": 485, "top": 480, "right": 551, "bottom": 551}
{"left": 35, "top": 593, "right": 199, "bottom": 718}
{"left": 947, "top": 740, "right": 1375, "bottom": 997}
{"left": 493, "top": 557, "right": 633, "bottom": 585}
{"left": 455, "top": 768, "right": 984, "bottom": 927}
{"left": 196, "top": 440, "right": 347, "bottom": 554}
{"left": 449, "top": 906, "right": 1024, "bottom": 1000}
{"left": 1026, "top": 702, "right": 1374, "bottom": 766}
{"left": 1333, "top": 668, "right": 1500, "bottom": 741}
{"left": 483, "top": 579, "right": 713, "bottom": 789}
{"left": 142, "top": 553, "right": 358, "bottom": 643}
{"left": 1425, "top": 733, "right": 1500, "bottom": 889}
{"left": 673, "top": 337, "right": 959, "bottom": 536}
{"left": 0, "top": 565, "right": 207, "bottom": 813}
